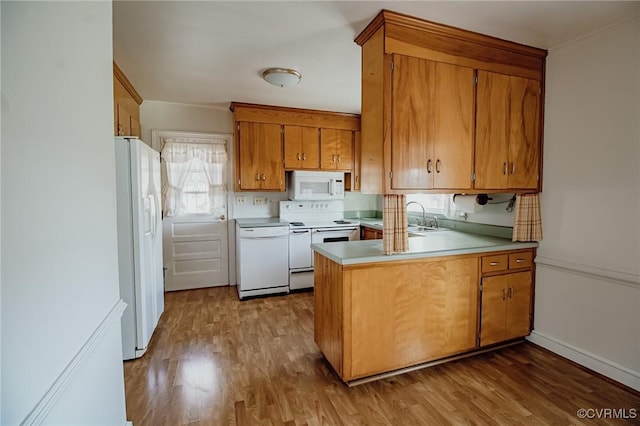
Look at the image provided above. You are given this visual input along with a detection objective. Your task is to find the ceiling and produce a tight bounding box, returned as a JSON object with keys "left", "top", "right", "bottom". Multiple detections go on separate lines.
{"left": 113, "top": 1, "right": 640, "bottom": 114}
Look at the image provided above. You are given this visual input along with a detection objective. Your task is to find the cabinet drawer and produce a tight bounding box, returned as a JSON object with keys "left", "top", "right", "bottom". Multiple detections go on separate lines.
{"left": 481, "top": 254, "right": 508, "bottom": 273}
{"left": 509, "top": 251, "right": 533, "bottom": 269}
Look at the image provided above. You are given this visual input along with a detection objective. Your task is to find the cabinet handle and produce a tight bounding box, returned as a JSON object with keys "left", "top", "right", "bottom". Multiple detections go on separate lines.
{"left": 261, "top": 174, "right": 266, "bottom": 181}
{"left": 337, "top": 154, "right": 341, "bottom": 163}
{"left": 255, "top": 173, "right": 260, "bottom": 181}
{"left": 436, "top": 159, "right": 441, "bottom": 173}
{"left": 509, "top": 287, "right": 514, "bottom": 298}
{"left": 502, "top": 288, "right": 507, "bottom": 301}
{"left": 515, "top": 258, "right": 525, "bottom": 263}
{"left": 355, "top": 176, "right": 359, "bottom": 183}
{"left": 302, "top": 153, "right": 306, "bottom": 161}
{"left": 511, "top": 162, "right": 516, "bottom": 175}
{"left": 503, "top": 162, "right": 508, "bottom": 175}
{"left": 332, "top": 154, "right": 336, "bottom": 162}
{"left": 117, "top": 124, "right": 124, "bottom": 136}
{"left": 490, "top": 261, "right": 500, "bottom": 266}
{"left": 297, "top": 153, "right": 301, "bottom": 161}
{"left": 427, "top": 159, "right": 432, "bottom": 173}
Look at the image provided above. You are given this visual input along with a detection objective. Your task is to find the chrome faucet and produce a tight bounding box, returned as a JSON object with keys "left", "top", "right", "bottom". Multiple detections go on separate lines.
{"left": 406, "top": 201, "right": 427, "bottom": 226}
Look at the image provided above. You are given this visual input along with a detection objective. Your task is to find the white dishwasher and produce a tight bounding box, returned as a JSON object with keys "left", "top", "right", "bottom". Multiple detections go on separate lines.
{"left": 236, "top": 219, "right": 290, "bottom": 299}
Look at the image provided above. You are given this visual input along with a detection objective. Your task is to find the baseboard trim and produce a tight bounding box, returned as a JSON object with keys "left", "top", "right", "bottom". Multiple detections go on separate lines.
{"left": 535, "top": 255, "right": 640, "bottom": 289}
{"left": 21, "top": 299, "right": 127, "bottom": 425}
{"left": 527, "top": 330, "right": 640, "bottom": 392}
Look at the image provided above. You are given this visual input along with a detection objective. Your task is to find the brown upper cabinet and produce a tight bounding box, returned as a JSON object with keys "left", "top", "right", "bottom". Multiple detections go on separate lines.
{"left": 230, "top": 102, "right": 360, "bottom": 192}
{"left": 320, "top": 128, "right": 353, "bottom": 171}
{"left": 113, "top": 63, "right": 142, "bottom": 138}
{"left": 355, "top": 10, "right": 547, "bottom": 194}
{"left": 284, "top": 125, "right": 320, "bottom": 169}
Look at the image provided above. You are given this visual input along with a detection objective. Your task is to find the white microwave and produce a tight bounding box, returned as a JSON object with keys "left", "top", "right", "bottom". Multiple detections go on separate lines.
{"left": 289, "top": 171, "right": 345, "bottom": 200}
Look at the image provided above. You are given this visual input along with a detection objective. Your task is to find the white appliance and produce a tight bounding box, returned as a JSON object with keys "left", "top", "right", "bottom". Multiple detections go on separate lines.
{"left": 289, "top": 171, "right": 345, "bottom": 200}
{"left": 115, "top": 137, "right": 164, "bottom": 360}
{"left": 236, "top": 218, "right": 290, "bottom": 299}
{"left": 280, "top": 200, "right": 359, "bottom": 290}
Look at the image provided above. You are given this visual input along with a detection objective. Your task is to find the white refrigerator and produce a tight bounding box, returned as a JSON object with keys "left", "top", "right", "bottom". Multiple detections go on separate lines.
{"left": 115, "top": 137, "right": 164, "bottom": 360}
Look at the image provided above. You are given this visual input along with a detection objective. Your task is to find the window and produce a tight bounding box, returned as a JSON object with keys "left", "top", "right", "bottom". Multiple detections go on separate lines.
{"left": 161, "top": 140, "right": 228, "bottom": 217}
{"left": 405, "top": 194, "right": 451, "bottom": 215}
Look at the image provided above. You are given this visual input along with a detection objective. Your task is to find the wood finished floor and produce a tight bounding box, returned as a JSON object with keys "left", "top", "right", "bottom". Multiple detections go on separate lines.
{"left": 124, "top": 286, "right": 640, "bottom": 425}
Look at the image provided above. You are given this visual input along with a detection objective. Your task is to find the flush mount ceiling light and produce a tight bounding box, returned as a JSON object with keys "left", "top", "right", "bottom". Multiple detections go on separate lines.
{"left": 262, "top": 68, "right": 302, "bottom": 87}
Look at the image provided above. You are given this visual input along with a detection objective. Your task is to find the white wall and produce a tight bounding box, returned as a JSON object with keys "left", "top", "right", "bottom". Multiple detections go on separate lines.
{"left": 1, "top": 2, "right": 128, "bottom": 424}
{"left": 529, "top": 17, "right": 640, "bottom": 391}
{"left": 140, "top": 100, "right": 233, "bottom": 144}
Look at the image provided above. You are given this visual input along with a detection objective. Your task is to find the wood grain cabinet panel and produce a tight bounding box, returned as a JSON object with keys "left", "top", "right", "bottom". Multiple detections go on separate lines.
{"left": 314, "top": 252, "right": 479, "bottom": 382}
{"left": 390, "top": 56, "right": 474, "bottom": 191}
{"left": 237, "top": 122, "right": 284, "bottom": 191}
{"left": 475, "top": 71, "right": 541, "bottom": 190}
{"left": 320, "top": 128, "right": 353, "bottom": 171}
{"left": 113, "top": 63, "right": 142, "bottom": 138}
{"left": 284, "top": 125, "right": 320, "bottom": 169}
{"left": 480, "top": 272, "right": 532, "bottom": 346}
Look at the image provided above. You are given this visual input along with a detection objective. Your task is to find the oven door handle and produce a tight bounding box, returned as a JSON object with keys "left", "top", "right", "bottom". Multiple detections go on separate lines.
{"left": 291, "top": 230, "right": 311, "bottom": 234}
{"left": 313, "top": 228, "right": 358, "bottom": 232}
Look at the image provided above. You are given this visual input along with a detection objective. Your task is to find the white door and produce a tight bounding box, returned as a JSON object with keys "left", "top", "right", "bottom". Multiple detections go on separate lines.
{"left": 163, "top": 216, "right": 229, "bottom": 291}
{"left": 154, "top": 130, "right": 231, "bottom": 292}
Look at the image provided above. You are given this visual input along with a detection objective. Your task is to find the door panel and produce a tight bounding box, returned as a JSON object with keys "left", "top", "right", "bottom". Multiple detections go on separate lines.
{"left": 475, "top": 71, "right": 510, "bottom": 189}
{"left": 301, "top": 126, "right": 320, "bottom": 169}
{"left": 335, "top": 129, "right": 353, "bottom": 171}
{"left": 505, "top": 272, "right": 532, "bottom": 339}
{"left": 391, "top": 55, "right": 434, "bottom": 190}
{"left": 320, "top": 128, "right": 338, "bottom": 169}
{"left": 163, "top": 217, "right": 229, "bottom": 291}
{"left": 480, "top": 274, "right": 508, "bottom": 346}
{"left": 238, "top": 122, "right": 262, "bottom": 190}
{"left": 509, "top": 76, "right": 540, "bottom": 189}
{"left": 261, "top": 123, "right": 284, "bottom": 190}
{"left": 433, "top": 62, "right": 474, "bottom": 189}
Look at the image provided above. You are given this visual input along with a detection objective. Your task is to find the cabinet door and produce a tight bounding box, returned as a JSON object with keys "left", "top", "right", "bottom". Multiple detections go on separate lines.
{"left": 335, "top": 129, "right": 353, "bottom": 171}
{"left": 117, "top": 104, "right": 131, "bottom": 136}
{"left": 283, "top": 125, "right": 303, "bottom": 169}
{"left": 390, "top": 55, "right": 435, "bottom": 190}
{"left": 509, "top": 77, "right": 540, "bottom": 189}
{"left": 352, "top": 130, "right": 361, "bottom": 190}
{"left": 260, "top": 123, "right": 285, "bottom": 190}
{"left": 475, "top": 71, "right": 510, "bottom": 189}
{"left": 320, "top": 128, "right": 338, "bottom": 169}
{"left": 130, "top": 115, "right": 141, "bottom": 138}
{"left": 504, "top": 271, "right": 532, "bottom": 340}
{"left": 238, "top": 122, "right": 264, "bottom": 190}
{"left": 480, "top": 274, "right": 509, "bottom": 346}
{"left": 433, "top": 62, "right": 474, "bottom": 189}
{"left": 284, "top": 125, "right": 319, "bottom": 169}
{"left": 238, "top": 122, "right": 283, "bottom": 190}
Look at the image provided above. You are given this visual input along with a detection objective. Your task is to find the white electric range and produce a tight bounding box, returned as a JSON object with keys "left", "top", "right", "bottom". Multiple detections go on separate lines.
{"left": 279, "top": 200, "right": 360, "bottom": 290}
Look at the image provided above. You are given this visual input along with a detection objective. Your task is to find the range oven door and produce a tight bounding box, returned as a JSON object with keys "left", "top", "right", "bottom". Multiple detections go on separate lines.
{"left": 311, "top": 227, "right": 359, "bottom": 267}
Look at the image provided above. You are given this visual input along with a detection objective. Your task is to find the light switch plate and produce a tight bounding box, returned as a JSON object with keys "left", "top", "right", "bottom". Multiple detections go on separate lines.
{"left": 235, "top": 196, "right": 246, "bottom": 205}
{"left": 253, "top": 196, "right": 266, "bottom": 205}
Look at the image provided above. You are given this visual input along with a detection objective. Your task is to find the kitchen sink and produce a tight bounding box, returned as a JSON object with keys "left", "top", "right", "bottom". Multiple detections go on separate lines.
{"left": 407, "top": 225, "right": 449, "bottom": 235}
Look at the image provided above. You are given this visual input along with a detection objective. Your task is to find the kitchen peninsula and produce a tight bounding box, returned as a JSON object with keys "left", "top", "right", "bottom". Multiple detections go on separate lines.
{"left": 312, "top": 232, "right": 537, "bottom": 384}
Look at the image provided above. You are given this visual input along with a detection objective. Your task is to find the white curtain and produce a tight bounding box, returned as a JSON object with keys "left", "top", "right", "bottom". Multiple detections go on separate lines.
{"left": 161, "top": 141, "right": 228, "bottom": 217}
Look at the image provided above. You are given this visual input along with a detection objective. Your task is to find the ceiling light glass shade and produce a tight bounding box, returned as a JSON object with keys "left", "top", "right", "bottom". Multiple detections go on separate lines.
{"left": 262, "top": 68, "right": 302, "bottom": 87}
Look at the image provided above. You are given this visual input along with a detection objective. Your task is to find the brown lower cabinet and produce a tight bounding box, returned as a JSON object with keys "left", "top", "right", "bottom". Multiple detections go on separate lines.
{"left": 314, "top": 248, "right": 535, "bottom": 383}
{"left": 361, "top": 226, "right": 382, "bottom": 240}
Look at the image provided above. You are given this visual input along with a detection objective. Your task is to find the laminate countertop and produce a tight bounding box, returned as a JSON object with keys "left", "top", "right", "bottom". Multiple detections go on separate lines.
{"left": 311, "top": 230, "right": 538, "bottom": 265}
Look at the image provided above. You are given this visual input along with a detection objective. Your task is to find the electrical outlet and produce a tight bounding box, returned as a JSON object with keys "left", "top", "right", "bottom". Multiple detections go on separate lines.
{"left": 235, "top": 196, "right": 246, "bottom": 205}
{"left": 253, "top": 196, "right": 266, "bottom": 206}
